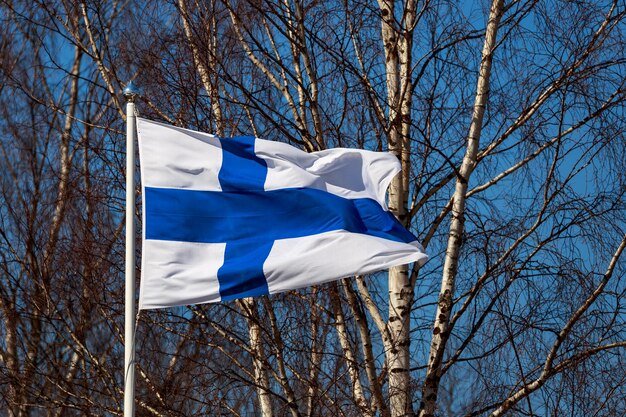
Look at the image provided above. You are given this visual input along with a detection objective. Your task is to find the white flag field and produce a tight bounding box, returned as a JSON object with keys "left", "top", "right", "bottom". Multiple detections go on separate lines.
{"left": 137, "top": 119, "right": 428, "bottom": 309}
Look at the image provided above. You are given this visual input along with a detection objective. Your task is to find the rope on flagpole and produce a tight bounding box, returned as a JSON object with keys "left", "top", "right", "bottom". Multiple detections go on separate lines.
{"left": 123, "top": 81, "right": 139, "bottom": 417}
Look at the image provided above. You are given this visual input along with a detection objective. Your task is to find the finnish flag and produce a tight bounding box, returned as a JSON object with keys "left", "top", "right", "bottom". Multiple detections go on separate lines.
{"left": 137, "top": 119, "right": 428, "bottom": 309}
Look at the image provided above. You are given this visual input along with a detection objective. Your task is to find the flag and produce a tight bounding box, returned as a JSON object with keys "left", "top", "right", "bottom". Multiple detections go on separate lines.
{"left": 137, "top": 119, "right": 427, "bottom": 309}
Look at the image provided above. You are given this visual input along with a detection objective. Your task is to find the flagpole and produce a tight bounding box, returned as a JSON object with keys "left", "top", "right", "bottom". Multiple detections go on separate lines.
{"left": 123, "top": 81, "right": 139, "bottom": 417}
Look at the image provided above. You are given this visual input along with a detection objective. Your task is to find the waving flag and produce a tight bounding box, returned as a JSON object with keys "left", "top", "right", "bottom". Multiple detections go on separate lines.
{"left": 137, "top": 119, "right": 427, "bottom": 309}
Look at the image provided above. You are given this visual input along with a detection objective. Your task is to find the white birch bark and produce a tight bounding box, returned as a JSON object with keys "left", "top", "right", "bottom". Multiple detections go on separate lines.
{"left": 262, "top": 297, "right": 301, "bottom": 417}
{"left": 305, "top": 289, "right": 322, "bottom": 417}
{"left": 224, "top": 1, "right": 316, "bottom": 151}
{"left": 79, "top": 1, "right": 125, "bottom": 119}
{"left": 342, "top": 279, "right": 389, "bottom": 417}
{"left": 177, "top": 0, "right": 224, "bottom": 136}
{"left": 240, "top": 298, "right": 274, "bottom": 417}
{"left": 330, "top": 285, "right": 371, "bottom": 416}
{"left": 19, "top": 43, "right": 83, "bottom": 417}
{"left": 418, "top": 1, "right": 504, "bottom": 416}
{"left": 3, "top": 303, "right": 19, "bottom": 417}
{"left": 291, "top": 0, "right": 325, "bottom": 150}
{"left": 377, "top": 0, "right": 415, "bottom": 413}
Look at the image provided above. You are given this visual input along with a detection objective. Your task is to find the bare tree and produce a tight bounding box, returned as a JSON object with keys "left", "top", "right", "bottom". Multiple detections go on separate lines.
{"left": 0, "top": 0, "right": 624, "bottom": 416}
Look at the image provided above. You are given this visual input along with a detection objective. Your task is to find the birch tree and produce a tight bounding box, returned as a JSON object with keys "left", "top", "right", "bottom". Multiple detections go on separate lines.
{"left": 1, "top": 0, "right": 625, "bottom": 416}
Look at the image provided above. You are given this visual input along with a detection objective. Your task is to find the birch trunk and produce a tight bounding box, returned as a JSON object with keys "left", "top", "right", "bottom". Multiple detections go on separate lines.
{"left": 342, "top": 279, "right": 389, "bottom": 417}
{"left": 19, "top": 43, "right": 83, "bottom": 416}
{"left": 262, "top": 298, "right": 300, "bottom": 417}
{"left": 3, "top": 303, "right": 19, "bottom": 417}
{"left": 305, "top": 290, "right": 322, "bottom": 417}
{"left": 378, "top": 0, "right": 414, "bottom": 413}
{"left": 177, "top": 0, "right": 224, "bottom": 136}
{"left": 331, "top": 284, "right": 371, "bottom": 415}
{"left": 418, "top": 1, "right": 504, "bottom": 416}
{"left": 240, "top": 298, "right": 274, "bottom": 417}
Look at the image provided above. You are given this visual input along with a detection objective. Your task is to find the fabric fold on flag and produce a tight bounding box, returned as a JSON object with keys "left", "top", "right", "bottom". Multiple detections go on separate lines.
{"left": 137, "top": 118, "right": 427, "bottom": 309}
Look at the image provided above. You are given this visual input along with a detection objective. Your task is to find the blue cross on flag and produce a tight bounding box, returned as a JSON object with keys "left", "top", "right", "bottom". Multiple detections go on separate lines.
{"left": 137, "top": 119, "right": 427, "bottom": 309}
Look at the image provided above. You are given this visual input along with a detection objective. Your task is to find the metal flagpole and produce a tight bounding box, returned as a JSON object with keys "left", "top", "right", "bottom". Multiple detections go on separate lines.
{"left": 123, "top": 81, "right": 139, "bottom": 417}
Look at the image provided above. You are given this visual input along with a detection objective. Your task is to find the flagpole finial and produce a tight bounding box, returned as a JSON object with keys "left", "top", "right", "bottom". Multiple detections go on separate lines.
{"left": 123, "top": 81, "right": 141, "bottom": 102}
